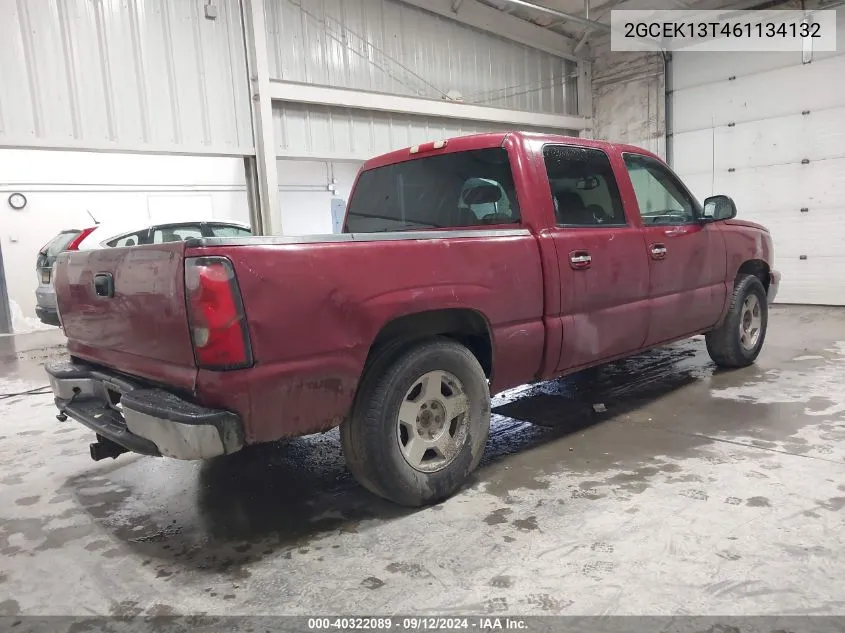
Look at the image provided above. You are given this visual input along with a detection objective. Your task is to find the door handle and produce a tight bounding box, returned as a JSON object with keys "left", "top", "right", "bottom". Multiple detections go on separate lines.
{"left": 569, "top": 250, "right": 592, "bottom": 270}
{"left": 650, "top": 243, "right": 667, "bottom": 260}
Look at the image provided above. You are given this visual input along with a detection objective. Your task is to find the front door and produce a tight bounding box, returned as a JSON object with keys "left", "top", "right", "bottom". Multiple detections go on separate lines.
{"left": 541, "top": 145, "right": 652, "bottom": 373}
{"left": 621, "top": 153, "right": 727, "bottom": 346}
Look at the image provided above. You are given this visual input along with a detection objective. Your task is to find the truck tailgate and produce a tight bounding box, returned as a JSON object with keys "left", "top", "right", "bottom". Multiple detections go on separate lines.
{"left": 54, "top": 242, "right": 197, "bottom": 390}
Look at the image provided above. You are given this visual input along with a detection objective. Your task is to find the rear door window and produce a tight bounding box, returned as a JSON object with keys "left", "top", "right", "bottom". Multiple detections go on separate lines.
{"left": 344, "top": 148, "right": 520, "bottom": 233}
{"left": 543, "top": 145, "right": 627, "bottom": 227}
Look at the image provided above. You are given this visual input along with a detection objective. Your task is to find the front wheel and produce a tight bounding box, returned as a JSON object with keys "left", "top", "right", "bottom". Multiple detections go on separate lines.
{"left": 341, "top": 338, "right": 490, "bottom": 507}
{"left": 706, "top": 274, "right": 768, "bottom": 368}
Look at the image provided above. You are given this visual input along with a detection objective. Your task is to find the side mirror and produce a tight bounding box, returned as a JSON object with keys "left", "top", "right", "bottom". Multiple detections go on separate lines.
{"left": 702, "top": 194, "right": 737, "bottom": 222}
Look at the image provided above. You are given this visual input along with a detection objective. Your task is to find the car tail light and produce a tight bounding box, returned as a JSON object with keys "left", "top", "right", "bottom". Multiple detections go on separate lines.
{"left": 184, "top": 257, "right": 253, "bottom": 370}
{"left": 66, "top": 227, "right": 97, "bottom": 251}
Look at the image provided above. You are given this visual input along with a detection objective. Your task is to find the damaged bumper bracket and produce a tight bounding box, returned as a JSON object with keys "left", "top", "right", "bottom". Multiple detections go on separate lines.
{"left": 46, "top": 360, "right": 244, "bottom": 460}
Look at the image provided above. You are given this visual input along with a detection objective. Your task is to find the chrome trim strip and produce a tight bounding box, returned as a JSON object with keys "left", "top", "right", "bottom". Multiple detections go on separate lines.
{"left": 186, "top": 228, "right": 531, "bottom": 248}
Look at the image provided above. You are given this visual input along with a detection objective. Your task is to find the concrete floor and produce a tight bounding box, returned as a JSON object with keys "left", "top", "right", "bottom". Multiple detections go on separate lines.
{"left": 1, "top": 306, "right": 845, "bottom": 617}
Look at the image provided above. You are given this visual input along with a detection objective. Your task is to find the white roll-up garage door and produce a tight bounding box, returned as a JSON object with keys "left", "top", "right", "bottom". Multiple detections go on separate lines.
{"left": 671, "top": 13, "right": 845, "bottom": 305}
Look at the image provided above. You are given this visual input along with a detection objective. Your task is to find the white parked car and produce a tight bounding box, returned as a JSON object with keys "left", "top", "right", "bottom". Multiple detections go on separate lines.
{"left": 35, "top": 220, "right": 252, "bottom": 326}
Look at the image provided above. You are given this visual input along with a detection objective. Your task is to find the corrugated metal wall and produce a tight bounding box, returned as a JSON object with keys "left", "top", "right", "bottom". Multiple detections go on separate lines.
{"left": 274, "top": 101, "right": 577, "bottom": 161}
{"left": 0, "top": 0, "right": 253, "bottom": 154}
{"left": 265, "top": 0, "right": 578, "bottom": 116}
{"left": 590, "top": 39, "right": 665, "bottom": 158}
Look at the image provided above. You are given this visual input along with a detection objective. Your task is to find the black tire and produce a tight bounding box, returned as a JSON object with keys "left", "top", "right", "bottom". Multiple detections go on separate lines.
{"left": 341, "top": 338, "right": 490, "bottom": 507}
{"left": 706, "top": 274, "right": 768, "bottom": 368}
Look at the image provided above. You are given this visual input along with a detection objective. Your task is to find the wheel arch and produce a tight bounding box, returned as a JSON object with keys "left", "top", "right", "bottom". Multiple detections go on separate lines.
{"left": 365, "top": 308, "right": 494, "bottom": 379}
{"left": 737, "top": 259, "right": 770, "bottom": 292}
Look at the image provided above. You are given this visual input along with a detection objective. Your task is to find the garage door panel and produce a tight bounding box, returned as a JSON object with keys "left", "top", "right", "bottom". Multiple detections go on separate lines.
{"left": 713, "top": 108, "right": 845, "bottom": 171}
{"left": 672, "top": 16, "right": 845, "bottom": 306}
{"left": 671, "top": 38, "right": 845, "bottom": 92}
{"left": 672, "top": 54, "right": 845, "bottom": 133}
{"left": 672, "top": 51, "right": 804, "bottom": 91}
{"left": 714, "top": 159, "right": 845, "bottom": 211}
{"left": 676, "top": 172, "right": 714, "bottom": 205}
{"left": 774, "top": 257, "right": 845, "bottom": 305}
{"left": 737, "top": 207, "right": 845, "bottom": 259}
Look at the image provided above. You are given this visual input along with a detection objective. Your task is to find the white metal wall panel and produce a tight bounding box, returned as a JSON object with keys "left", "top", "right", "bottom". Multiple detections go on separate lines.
{"left": 276, "top": 159, "right": 360, "bottom": 235}
{"left": 672, "top": 13, "right": 845, "bottom": 305}
{"left": 0, "top": 149, "right": 249, "bottom": 332}
{"left": 0, "top": 0, "right": 252, "bottom": 154}
{"left": 273, "top": 102, "right": 577, "bottom": 161}
{"left": 264, "top": 0, "right": 577, "bottom": 115}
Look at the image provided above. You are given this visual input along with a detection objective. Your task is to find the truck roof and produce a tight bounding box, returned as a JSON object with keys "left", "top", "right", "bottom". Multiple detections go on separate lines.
{"left": 361, "top": 131, "right": 664, "bottom": 171}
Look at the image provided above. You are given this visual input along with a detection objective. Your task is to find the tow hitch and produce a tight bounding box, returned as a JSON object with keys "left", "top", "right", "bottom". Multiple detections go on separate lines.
{"left": 89, "top": 435, "right": 128, "bottom": 461}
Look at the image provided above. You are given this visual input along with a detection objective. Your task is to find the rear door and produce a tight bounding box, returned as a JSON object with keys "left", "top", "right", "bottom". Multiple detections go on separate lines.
{"left": 542, "top": 144, "right": 651, "bottom": 372}
{"left": 621, "top": 152, "right": 727, "bottom": 345}
{"left": 54, "top": 242, "right": 197, "bottom": 389}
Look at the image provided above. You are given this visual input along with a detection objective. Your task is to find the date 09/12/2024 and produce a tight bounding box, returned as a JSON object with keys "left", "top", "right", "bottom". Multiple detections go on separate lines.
{"left": 307, "top": 617, "right": 528, "bottom": 631}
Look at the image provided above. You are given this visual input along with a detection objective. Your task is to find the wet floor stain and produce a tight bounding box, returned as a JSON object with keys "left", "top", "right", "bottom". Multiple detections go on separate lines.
{"left": 385, "top": 562, "right": 426, "bottom": 578}
{"left": 483, "top": 508, "right": 512, "bottom": 526}
{"left": 360, "top": 576, "right": 384, "bottom": 589}
{"left": 489, "top": 575, "right": 513, "bottom": 588}
{"left": 746, "top": 496, "right": 771, "bottom": 507}
{"left": 511, "top": 515, "right": 539, "bottom": 531}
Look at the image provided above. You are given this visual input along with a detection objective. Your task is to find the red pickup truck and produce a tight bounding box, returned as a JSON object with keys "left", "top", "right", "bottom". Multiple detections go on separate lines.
{"left": 47, "top": 132, "right": 779, "bottom": 507}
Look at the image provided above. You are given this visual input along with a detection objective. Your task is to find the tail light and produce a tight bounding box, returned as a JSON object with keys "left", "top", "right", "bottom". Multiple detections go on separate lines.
{"left": 66, "top": 227, "right": 97, "bottom": 251}
{"left": 184, "top": 257, "right": 253, "bottom": 370}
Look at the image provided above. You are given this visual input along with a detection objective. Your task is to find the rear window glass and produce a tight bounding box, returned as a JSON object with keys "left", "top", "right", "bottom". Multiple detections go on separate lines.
{"left": 344, "top": 148, "right": 520, "bottom": 233}
{"left": 39, "top": 231, "right": 81, "bottom": 257}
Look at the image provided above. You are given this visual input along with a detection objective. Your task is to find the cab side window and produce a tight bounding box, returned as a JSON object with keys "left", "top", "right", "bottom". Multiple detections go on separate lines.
{"left": 623, "top": 153, "right": 697, "bottom": 225}
{"left": 543, "top": 145, "right": 626, "bottom": 227}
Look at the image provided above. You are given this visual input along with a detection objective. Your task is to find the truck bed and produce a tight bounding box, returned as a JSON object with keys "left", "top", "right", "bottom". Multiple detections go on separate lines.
{"left": 55, "top": 229, "right": 547, "bottom": 443}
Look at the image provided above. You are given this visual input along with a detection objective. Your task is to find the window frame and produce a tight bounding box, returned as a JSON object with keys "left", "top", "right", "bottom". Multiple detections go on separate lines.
{"left": 621, "top": 152, "right": 702, "bottom": 226}
{"left": 542, "top": 143, "right": 629, "bottom": 229}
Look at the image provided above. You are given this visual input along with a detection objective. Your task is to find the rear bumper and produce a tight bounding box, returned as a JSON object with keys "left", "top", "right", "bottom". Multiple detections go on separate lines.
{"left": 35, "top": 306, "right": 61, "bottom": 327}
{"left": 45, "top": 360, "right": 244, "bottom": 460}
{"left": 768, "top": 270, "right": 781, "bottom": 304}
{"left": 35, "top": 283, "right": 60, "bottom": 326}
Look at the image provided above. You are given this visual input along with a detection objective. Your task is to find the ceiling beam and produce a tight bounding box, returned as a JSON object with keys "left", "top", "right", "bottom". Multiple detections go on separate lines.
{"left": 393, "top": 0, "right": 586, "bottom": 60}
{"left": 269, "top": 80, "right": 592, "bottom": 132}
{"left": 497, "top": 0, "right": 612, "bottom": 31}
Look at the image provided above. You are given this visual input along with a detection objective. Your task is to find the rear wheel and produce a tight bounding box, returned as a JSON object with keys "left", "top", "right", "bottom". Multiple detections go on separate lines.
{"left": 706, "top": 274, "right": 768, "bottom": 368}
{"left": 341, "top": 338, "right": 490, "bottom": 506}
